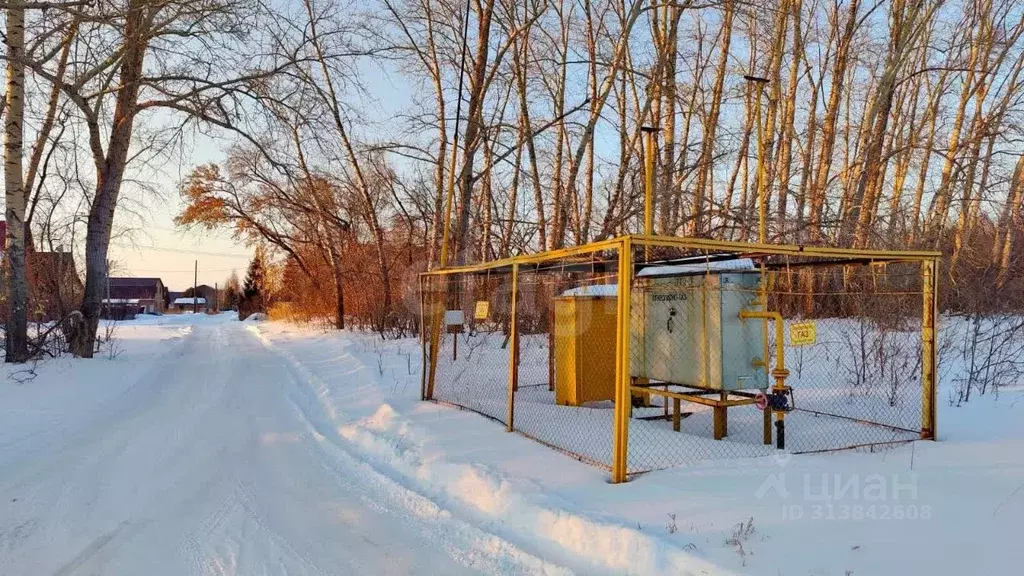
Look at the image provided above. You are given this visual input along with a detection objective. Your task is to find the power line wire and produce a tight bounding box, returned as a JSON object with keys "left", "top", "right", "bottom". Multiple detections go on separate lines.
{"left": 110, "top": 242, "right": 251, "bottom": 258}
{"left": 126, "top": 267, "right": 240, "bottom": 273}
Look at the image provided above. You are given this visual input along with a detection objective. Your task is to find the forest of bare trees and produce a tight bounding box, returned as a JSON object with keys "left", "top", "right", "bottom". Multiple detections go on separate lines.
{"left": 3, "top": 0, "right": 1024, "bottom": 358}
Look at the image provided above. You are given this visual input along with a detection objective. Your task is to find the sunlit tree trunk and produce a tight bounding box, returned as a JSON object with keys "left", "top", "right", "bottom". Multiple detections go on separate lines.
{"left": 994, "top": 155, "right": 1024, "bottom": 288}
{"left": 808, "top": 0, "right": 859, "bottom": 243}
{"left": 71, "top": 0, "right": 150, "bottom": 358}
{"left": 548, "top": 0, "right": 569, "bottom": 249}
{"left": 693, "top": 1, "right": 733, "bottom": 237}
{"left": 850, "top": 0, "right": 938, "bottom": 248}
{"left": 774, "top": 0, "right": 801, "bottom": 241}
{"left": 909, "top": 70, "right": 948, "bottom": 243}
{"left": 759, "top": 0, "right": 789, "bottom": 240}
{"left": 926, "top": 21, "right": 980, "bottom": 242}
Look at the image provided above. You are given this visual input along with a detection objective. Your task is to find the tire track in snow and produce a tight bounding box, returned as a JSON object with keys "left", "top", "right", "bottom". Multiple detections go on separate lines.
{"left": 248, "top": 325, "right": 729, "bottom": 576}
{"left": 52, "top": 521, "right": 131, "bottom": 576}
{"left": 246, "top": 325, "right": 571, "bottom": 576}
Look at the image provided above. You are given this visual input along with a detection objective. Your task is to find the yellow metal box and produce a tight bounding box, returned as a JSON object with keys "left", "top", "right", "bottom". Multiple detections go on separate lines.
{"left": 553, "top": 295, "right": 617, "bottom": 406}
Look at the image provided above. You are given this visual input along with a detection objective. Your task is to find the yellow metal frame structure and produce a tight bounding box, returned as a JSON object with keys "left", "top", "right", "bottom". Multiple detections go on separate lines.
{"left": 421, "top": 234, "right": 941, "bottom": 483}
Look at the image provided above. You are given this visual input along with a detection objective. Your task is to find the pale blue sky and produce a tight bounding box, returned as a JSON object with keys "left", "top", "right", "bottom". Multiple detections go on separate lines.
{"left": 110, "top": 57, "right": 414, "bottom": 292}
{"left": 108, "top": 131, "right": 252, "bottom": 292}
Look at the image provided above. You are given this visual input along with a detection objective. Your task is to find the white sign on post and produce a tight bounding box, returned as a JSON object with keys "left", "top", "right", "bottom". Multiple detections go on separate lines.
{"left": 444, "top": 310, "right": 465, "bottom": 326}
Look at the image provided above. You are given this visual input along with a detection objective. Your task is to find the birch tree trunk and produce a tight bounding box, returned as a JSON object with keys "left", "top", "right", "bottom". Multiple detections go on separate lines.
{"left": 4, "top": 0, "right": 29, "bottom": 362}
{"left": 453, "top": 0, "right": 495, "bottom": 261}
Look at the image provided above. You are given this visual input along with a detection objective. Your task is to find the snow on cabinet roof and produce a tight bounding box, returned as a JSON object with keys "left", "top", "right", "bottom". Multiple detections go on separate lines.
{"left": 173, "top": 297, "right": 207, "bottom": 305}
{"left": 560, "top": 258, "right": 756, "bottom": 297}
{"left": 560, "top": 284, "right": 619, "bottom": 297}
{"left": 102, "top": 298, "right": 141, "bottom": 304}
{"left": 636, "top": 258, "right": 756, "bottom": 277}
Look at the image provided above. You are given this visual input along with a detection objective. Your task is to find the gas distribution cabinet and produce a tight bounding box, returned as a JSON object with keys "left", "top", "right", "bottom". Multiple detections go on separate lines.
{"left": 631, "top": 272, "right": 769, "bottom": 391}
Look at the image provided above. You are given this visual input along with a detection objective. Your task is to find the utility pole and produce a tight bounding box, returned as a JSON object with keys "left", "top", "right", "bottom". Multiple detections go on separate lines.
{"left": 215, "top": 282, "right": 219, "bottom": 313}
{"left": 193, "top": 260, "right": 198, "bottom": 314}
{"left": 641, "top": 125, "right": 658, "bottom": 258}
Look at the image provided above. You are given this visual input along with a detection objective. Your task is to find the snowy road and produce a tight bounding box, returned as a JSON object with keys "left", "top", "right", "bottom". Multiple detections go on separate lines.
{"left": 0, "top": 319, "right": 551, "bottom": 575}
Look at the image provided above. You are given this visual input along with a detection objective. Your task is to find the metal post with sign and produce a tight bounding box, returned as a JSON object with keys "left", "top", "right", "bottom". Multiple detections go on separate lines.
{"left": 445, "top": 309, "right": 464, "bottom": 360}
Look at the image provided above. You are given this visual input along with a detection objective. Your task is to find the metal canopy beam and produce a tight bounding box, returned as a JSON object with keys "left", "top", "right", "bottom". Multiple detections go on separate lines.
{"left": 422, "top": 234, "right": 940, "bottom": 278}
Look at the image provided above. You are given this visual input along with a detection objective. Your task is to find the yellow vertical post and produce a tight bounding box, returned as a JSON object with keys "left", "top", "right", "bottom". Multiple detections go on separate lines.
{"left": 921, "top": 258, "right": 938, "bottom": 440}
{"left": 642, "top": 127, "right": 656, "bottom": 242}
{"left": 425, "top": 275, "right": 442, "bottom": 400}
{"left": 548, "top": 301, "right": 555, "bottom": 392}
{"left": 758, "top": 267, "right": 770, "bottom": 428}
{"left": 507, "top": 263, "right": 520, "bottom": 432}
{"left": 419, "top": 274, "right": 428, "bottom": 400}
{"left": 612, "top": 238, "right": 634, "bottom": 483}
{"left": 640, "top": 127, "right": 656, "bottom": 412}
{"left": 755, "top": 90, "right": 766, "bottom": 244}
{"left": 743, "top": 74, "right": 769, "bottom": 244}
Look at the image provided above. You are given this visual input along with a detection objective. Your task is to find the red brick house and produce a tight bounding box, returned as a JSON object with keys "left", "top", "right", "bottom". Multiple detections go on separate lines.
{"left": 1, "top": 221, "right": 84, "bottom": 321}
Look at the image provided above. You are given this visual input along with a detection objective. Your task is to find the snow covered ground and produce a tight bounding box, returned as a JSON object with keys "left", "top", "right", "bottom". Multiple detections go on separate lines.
{"left": 0, "top": 315, "right": 564, "bottom": 575}
{"left": 3, "top": 313, "right": 1024, "bottom": 575}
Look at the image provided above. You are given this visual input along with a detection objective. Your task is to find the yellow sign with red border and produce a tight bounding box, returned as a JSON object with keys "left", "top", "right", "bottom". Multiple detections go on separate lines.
{"left": 790, "top": 321, "right": 817, "bottom": 346}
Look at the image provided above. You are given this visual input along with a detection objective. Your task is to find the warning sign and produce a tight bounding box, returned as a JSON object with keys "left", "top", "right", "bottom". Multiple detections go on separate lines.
{"left": 790, "top": 321, "right": 817, "bottom": 346}
{"left": 474, "top": 301, "right": 490, "bottom": 320}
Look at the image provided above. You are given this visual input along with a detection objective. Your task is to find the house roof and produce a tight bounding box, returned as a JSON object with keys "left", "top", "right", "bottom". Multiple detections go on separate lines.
{"left": 108, "top": 277, "right": 163, "bottom": 300}
{"left": 108, "top": 277, "right": 163, "bottom": 288}
{"left": 173, "top": 297, "right": 206, "bottom": 305}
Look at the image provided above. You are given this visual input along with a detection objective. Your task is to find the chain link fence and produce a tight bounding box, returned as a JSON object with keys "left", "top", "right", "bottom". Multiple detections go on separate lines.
{"left": 421, "top": 270, "right": 514, "bottom": 426}
{"left": 625, "top": 246, "right": 928, "bottom": 474}
{"left": 512, "top": 263, "right": 620, "bottom": 468}
{"left": 421, "top": 237, "right": 938, "bottom": 481}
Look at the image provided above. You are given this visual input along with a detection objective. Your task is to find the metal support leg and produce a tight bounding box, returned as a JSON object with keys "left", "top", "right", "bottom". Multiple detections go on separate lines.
{"left": 713, "top": 405, "right": 727, "bottom": 440}
{"left": 775, "top": 416, "right": 785, "bottom": 450}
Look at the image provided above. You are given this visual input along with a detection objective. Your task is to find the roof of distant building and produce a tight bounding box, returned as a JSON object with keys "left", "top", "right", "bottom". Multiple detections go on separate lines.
{"left": 108, "top": 277, "right": 164, "bottom": 300}
{"left": 108, "top": 277, "right": 163, "bottom": 287}
{"left": 173, "top": 297, "right": 206, "bottom": 305}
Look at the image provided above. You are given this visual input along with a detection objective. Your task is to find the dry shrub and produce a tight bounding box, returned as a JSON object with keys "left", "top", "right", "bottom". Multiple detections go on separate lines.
{"left": 270, "top": 235, "right": 425, "bottom": 336}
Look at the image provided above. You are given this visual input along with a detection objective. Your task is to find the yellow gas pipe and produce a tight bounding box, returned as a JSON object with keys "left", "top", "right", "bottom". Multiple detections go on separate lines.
{"left": 739, "top": 308, "right": 792, "bottom": 449}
